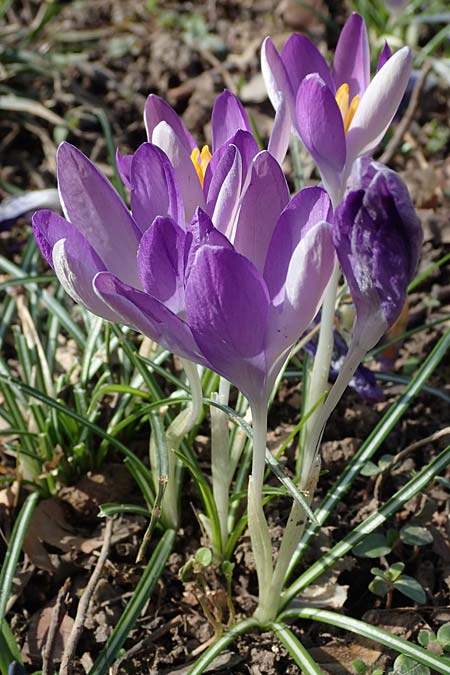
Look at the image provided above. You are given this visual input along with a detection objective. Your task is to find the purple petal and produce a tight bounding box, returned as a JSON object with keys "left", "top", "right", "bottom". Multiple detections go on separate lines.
{"left": 185, "top": 245, "right": 270, "bottom": 403}
{"left": 144, "top": 94, "right": 196, "bottom": 154}
{"left": 377, "top": 41, "right": 392, "bottom": 72}
{"left": 265, "top": 207, "right": 335, "bottom": 354}
{"left": 203, "top": 130, "right": 259, "bottom": 195}
{"left": 268, "top": 96, "right": 291, "bottom": 164}
{"left": 152, "top": 121, "right": 205, "bottom": 222}
{"left": 130, "top": 143, "right": 184, "bottom": 233}
{"left": 94, "top": 272, "right": 204, "bottom": 363}
{"left": 206, "top": 144, "right": 242, "bottom": 237}
{"left": 184, "top": 207, "right": 232, "bottom": 280}
{"left": 334, "top": 161, "right": 422, "bottom": 349}
{"left": 57, "top": 143, "right": 141, "bottom": 287}
{"left": 264, "top": 187, "right": 332, "bottom": 302}
{"left": 261, "top": 37, "right": 296, "bottom": 124}
{"left": 32, "top": 210, "right": 117, "bottom": 321}
{"left": 296, "top": 74, "right": 346, "bottom": 201}
{"left": 233, "top": 151, "right": 290, "bottom": 273}
{"left": 137, "top": 216, "right": 186, "bottom": 315}
{"left": 333, "top": 13, "right": 370, "bottom": 99}
{"left": 211, "top": 90, "right": 252, "bottom": 152}
{"left": 346, "top": 46, "right": 412, "bottom": 162}
{"left": 115, "top": 149, "right": 133, "bottom": 189}
{"left": 281, "top": 34, "right": 335, "bottom": 95}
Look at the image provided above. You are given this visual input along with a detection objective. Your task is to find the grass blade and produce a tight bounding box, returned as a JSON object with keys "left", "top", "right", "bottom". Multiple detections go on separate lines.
{"left": 280, "top": 608, "right": 450, "bottom": 675}
{"left": 187, "top": 618, "right": 260, "bottom": 675}
{"left": 270, "top": 622, "right": 323, "bottom": 674}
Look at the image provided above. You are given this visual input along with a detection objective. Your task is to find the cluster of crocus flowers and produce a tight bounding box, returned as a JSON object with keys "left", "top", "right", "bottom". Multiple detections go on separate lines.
{"left": 262, "top": 12, "right": 412, "bottom": 205}
{"left": 32, "top": 12, "right": 422, "bottom": 622}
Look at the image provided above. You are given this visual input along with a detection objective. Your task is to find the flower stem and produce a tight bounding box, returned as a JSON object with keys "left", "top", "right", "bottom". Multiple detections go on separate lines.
{"left": 248, "top": 401, "right": 273, "bottom": 618}
{"left": 211, "top": 377, "right": 231, "bottom": 556}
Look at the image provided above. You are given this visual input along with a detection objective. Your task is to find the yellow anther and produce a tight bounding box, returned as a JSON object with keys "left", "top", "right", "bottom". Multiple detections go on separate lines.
{"left": 190, "top": 145, "right": 212, "bottom": 187}
{"left": 335, "top": 83, "right": 359, "bottom": 134}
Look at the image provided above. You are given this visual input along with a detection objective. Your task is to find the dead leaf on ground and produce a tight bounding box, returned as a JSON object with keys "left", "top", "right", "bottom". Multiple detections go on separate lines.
{"left": 21, "top": 601, "right": 74, "bottom": 665}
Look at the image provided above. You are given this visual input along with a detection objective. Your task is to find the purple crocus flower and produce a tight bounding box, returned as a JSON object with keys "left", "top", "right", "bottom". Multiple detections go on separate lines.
{"left": 32, "top": 142, "right": 335, "bottom": 410}
{"left": 334, "top": 159, "right": 423, "bottom": 352}
{"left": 262, "top": 13, "right": 412, "bottom": 204}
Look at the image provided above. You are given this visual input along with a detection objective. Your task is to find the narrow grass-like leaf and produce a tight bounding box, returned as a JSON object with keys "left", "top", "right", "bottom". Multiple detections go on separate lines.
{"left": 0, "top": 491, "right": 39, "bottom": 624}
{"left": 187, "top": 618, "right": 260, "bottom": 675}
{"left": 88, "top": 528, "right": 176, "bottom": 675}
{"left": 287, "top": 327, "right": 450, "bottom": 578}
{"left": 0, "top": 621, "right": 23, "bottom": 675}
{"left": 270, "top": 622, "right": 323, "bottom": 674}
{"left": 99, "top": 503, "right": 151, "bottom": 518}
{"left": 283, "top": 442, "right": 450, "bottom": 606}
{"left": 280, "top": 608, "right": 450, "bottom": 675}
{"left": 408, "top": 251, "right": 450, "bottom": 292}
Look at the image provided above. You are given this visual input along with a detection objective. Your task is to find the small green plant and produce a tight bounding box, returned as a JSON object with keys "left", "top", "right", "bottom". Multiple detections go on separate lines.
{"left": 369, "top": 562, "right": 426, "bottom": 606}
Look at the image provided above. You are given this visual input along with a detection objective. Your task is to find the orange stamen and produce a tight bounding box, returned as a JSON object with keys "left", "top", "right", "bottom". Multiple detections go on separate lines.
{"left": 335, "top": 83, "right": 359, "bottom": 134}
{"left": 190, "top": 145, "right": 212, "bottom": 187}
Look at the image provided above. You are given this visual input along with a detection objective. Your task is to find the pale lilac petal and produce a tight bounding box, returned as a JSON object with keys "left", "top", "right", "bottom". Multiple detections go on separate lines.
{"left": 377, "top": 41, "right": 392, "bottom": 72}
{"left": 267, "top": 221, "right": 335, "bottom": 355}
{"left": 206, "top": 144, "right": 242, "bottom": 237}
{"left": 0, "top": 189, "right": 60, "bottom": 229}
{"left": 144, "top": 94, "right": 196, "bottom": 154}
{"left": 333, "top": 13, "right": 370, "bottom": 98}
{"left": 115, "top": 149, "right": 133, "bottom": 189}
{"left": 211, "top": 90, "right": 252, "bottom": 152}
{"left": 296, "top": 75, "right": 346, "bottom": 201}
{"left": 152, "top": 121, "right": 205, "bottom": 222}
{"left": 268, "top": 96, "right": 291, "bottom": 164}
{"left": 261, "top": 37, "right": 296, "bottom": 120}
{"left": 346, "top": 47, "right": 412, "bottom": 162}
{"left": 57, "top": 143, "right": 141, "bottom": 287}
{"left": 137, "top": 216, "right": 186, "bottom": 315}
{"left": 184, "top": 208, "right": 232, "bottom": 280}
{"left": 233, "top": 151, "right": 290, "bottom": 273}
{"left": 264, "top": 187, "right": 333, "bottom": 304}
{"left": 281, "top": 34, "right": 334, "bottom": 95}
{"left": 185, "top": 245, "right": 269, "bottom": 403}
{"left": 32, "top": 209, "right": 114, "bottom": 320}
{"left": 130, "top": 142, "right": 184, "bottom": 233}
{"left": 203, "top": 130, "right": 259, "bottom": 195}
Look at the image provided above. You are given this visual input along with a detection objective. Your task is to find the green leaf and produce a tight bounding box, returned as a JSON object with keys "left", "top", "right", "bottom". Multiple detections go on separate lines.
{"left": 394, "top": 576, "right": 426, "bottom": 604}
{"left": 437, "top": 624, "right": 450, "bottom": 651}
{"left": 352, "top": 659, "right": 369, "bottom": 675}
{"left": 417, "top": 630, "right": 434, "bottom": 648}
{"left": 195, "top": 547, "right": 212, "bottom": 567}
{"left": 353, "top": 533, "right": 391, "bottom": 558}
{"left": 389, "top": 562, "right": 405, "bottom": 581}
{"left": 392, "top": 654, "right": 431, "bottom": 674}
{"left": 400, "top": 525, "right": 433, "bottom": 547}
{"left": 369, "top": 576, "right": 389, "bottom": 598}
{"left": 360, "top": 461, "right": 382, "bottom": 477}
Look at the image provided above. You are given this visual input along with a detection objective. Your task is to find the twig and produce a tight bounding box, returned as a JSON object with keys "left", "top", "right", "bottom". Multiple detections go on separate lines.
{"left": 380, "top": 62, "right": 432, "bottom": 165}
{"left": 59, "top": 518, "right": 114, "bottom": 675}
{"left": 110, "top": 616, "right": 182, "bottom": 674}
{"left": 374, "top": 426, "right": 450, "bottom": 501}
{"left": 42, "top": 578, "right": 71, "bottom": 675}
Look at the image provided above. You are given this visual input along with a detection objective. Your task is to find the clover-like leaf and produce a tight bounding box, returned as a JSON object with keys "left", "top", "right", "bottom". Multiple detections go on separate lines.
{"left": 393, "top": 575, "right": 426, "bottom": 604}
{"left": 400, "top": 525, "right": 433, "bottom": 547}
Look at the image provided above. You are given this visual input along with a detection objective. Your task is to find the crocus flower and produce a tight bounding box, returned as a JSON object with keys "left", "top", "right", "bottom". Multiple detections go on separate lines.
{"left": 33, "top": 141, "right": 335, "bottom": 411}
{"left": 334, "top": 158, "right": 423, "bottom": 352}
{"left": 262, "top": 13, "right": 412, "bottom": 204}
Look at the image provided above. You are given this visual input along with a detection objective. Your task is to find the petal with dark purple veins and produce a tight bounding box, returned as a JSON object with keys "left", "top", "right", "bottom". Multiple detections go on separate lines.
{"left": 184, "top": 208, "right": 232, "bottom": 280}
{"left": 130, "top": 143, "right": 184, "bottom": 233}
{"left": 332, "top": 12, "right": 370, "bottom": 98}
{"left": 211, "top": 90, "right": 252, "bottom": 152}
{"left": 233, "top": 151, "right": 289, "bottom": 273}
{"left": 57, "top": 142, "right": 141, "bottom": 287}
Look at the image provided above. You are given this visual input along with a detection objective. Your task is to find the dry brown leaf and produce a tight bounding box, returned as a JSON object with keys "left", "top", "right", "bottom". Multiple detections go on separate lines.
{"left": 21, "top": 602, "right": 74, "bottom": 665}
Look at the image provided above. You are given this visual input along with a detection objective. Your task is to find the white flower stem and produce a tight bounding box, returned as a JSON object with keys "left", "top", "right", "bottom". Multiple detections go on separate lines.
{"left": 158, "top": 358, "right": 203, "bottom": 529}
{"left": 211, "top": 377, "right": 231, "bottom": 556}
{"left": 298, "top": 261, "right": 340, "bottom": 478}
{"left": 248, "top": 400, "right": 273, "bottom": 618}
